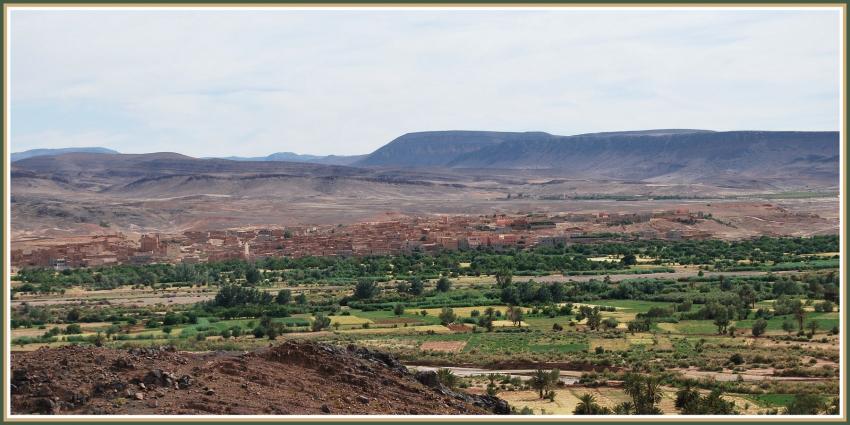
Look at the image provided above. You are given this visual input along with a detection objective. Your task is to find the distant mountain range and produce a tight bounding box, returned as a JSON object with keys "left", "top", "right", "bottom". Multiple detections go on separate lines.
{"left": 12, "top": 147, "right": 364, "bottom": 166}
{"left": 11, "top": 147, "right": 119, "bottom": 162}
{"left": 218, "top": 152, "right": 365, "bottom": 165}
{"left": 352, "top": 129, "right": 839, "bottom": 184}
{"left": 12, "top": 129, "right": 839, "bottom": 184}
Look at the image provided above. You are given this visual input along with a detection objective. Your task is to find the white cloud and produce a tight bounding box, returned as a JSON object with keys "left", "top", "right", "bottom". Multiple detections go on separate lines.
{"left": 9, "top": 7, "right": 842, "bottom": 156}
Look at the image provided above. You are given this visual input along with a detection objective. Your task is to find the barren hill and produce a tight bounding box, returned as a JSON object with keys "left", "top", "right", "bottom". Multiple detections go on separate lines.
{"left": 11, "top": 342, "right": 508, "bottom": 415}
{"left": 9, "top": 129, "right": 839, "bottom": 238}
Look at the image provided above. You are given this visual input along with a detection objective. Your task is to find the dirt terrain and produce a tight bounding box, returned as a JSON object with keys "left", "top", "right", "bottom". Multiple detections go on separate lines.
{"left": 10, "top": 342, "right": 508, "bottom": 415}
{"left": 10, "top": 150, "right": 838, "bottom": 241}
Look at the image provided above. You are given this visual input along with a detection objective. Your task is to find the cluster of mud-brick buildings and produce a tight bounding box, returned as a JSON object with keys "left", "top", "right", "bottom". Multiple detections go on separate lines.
{"left": 11, "top": 209, "right": 711, "bottom": 271}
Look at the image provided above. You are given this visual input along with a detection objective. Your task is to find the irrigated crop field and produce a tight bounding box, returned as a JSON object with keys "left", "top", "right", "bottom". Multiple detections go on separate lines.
{"left": 9, "top": 235, "right": 841, "bottom": 415}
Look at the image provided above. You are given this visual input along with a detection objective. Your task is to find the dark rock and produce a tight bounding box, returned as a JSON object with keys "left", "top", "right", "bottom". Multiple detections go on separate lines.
{"left": 112, "top": 357, "right": 135, "bottom": 370}
{"left": 414, "top": 370, "right": 440, "bottom": 388}
{"left": 12, "top": 369, "right": 29, "bottom": 387}
{"left": 34, "top": 397, "right": 56, "bottom": 414}
{"left": 321, "top": 404, "right": 331, "bottom": 413}
{"left": 356, "top": 395, "right": 369, "bottom": 404}
{"left": 177, "top": 375, "right": 192, "bottom": 389}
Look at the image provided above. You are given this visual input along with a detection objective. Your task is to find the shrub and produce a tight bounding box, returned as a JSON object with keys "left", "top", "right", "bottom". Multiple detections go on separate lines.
{"left": 312, "top": 314, "right": 331, "bottom": 332}
{"left": 729, "top": 353, "right": 744, "bottom": 365}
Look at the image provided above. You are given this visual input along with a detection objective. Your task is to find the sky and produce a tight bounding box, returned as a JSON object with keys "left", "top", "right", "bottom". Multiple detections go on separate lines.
{"left": 9, "top": 7, "right": 843, "bottom": 157}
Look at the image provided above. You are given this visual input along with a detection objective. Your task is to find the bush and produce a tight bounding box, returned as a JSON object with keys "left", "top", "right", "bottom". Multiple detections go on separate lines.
{"left": 436, "top": 277, "right": 452, "bottom": 292}
{"left": 439, "top": 307, "right": 457, "bottom": 325}
{"left": 729, "top": 353, "right": 744, "bottom": 365}
{"left": 312, "top": 314, "right": 331, "bottom": 332}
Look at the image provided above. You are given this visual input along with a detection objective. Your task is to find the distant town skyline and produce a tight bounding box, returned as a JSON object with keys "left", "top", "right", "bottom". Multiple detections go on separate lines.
{"left": 10, "top": 7, "right": 843, "bottom": 157}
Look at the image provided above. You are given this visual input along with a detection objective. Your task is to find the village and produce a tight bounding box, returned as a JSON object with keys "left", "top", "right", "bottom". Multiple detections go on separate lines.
{"left": 11, "top": 209, "right": 713, "bottom": 271}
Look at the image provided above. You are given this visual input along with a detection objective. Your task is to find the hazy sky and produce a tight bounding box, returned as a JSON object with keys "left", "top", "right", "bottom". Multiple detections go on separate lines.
{"left": 9, "top": 7, "right": 842, "bottom": 157}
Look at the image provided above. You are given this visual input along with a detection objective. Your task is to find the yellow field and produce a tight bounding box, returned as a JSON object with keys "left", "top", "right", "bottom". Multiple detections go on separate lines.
{"left": 352, "top": 338, "right": 419, "bottom": 351}
{"left": 587, "top": 338, "right": 630, "bottom": 352}
{"left": 328, "top": 315, "right": 373, "bottom": 326}
{"left": 656, "top": 322, "right": 677, "bottom": 332}
{"left": 337, "top": 325, "right": 452, "bottom": 335}
{"left": 11, "top": 322, "right": 114, "bottom": 339}
{"left": 625, "top": 334, "right": 654, "bottom": 345}
{"left": 421, "top": 305, "right": 507, "bottom": 317}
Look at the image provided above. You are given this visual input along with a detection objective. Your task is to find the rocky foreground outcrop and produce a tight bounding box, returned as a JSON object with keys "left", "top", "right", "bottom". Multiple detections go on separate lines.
{"left": 11, "top": 342, "right": 509, "bottom": 415}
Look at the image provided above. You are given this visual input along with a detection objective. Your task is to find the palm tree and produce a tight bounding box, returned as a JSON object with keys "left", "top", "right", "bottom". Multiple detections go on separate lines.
{"left": 530, "top": 369, "right": 551, "bottom": 399}
{"left": 623, "top": 373, "right": 662, "bottom": 414}
{"left": 574, "top": 393, "right": 605, "bottom": 415}
{"left": 792, "top": 301, "right": 806, "bottom": 330}
{"left": 612, "top": 401, "right": 634, "bottom": 415}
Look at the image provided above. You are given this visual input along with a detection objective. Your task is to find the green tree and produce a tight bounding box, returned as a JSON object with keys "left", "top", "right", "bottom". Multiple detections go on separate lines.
{"left": 245, "top": 267, "right": 261, "bottom": 284}
{"left": 495, "top": 269, "right": 512, "bottom": 287}
{"left": 66, "top": 308, "right": 80, "bottom": 322}
{"left": 786, "top": 393, "right": 825, "bottom": 415}
{"left": 354, "top": 279, "right": 379, "bottom": 300}
{"left": 436, "top": 277, "right": 452, "bottom": 292}
{"left": 713, "top": 309, "right": 730, "bottom": 335}
{"left": 312, "top": 314, "right": 331, "bottom": 332}
{"left": 393, "top": 303, "right": 405, "bottom": 316}
{"left": 751, "top": 319, "right": 768, "bottom": 337}
{"left": 584, "top": 306, "right": 602, "bottom": 331}
{"left": 806, "top": 320, "right": 819, "bottom": 336}
{"left": 782, "top": 319, "right": 796, "bottom": 334}
{"left": 438, "top": 307, "right": 457, "bottom": 325}
{"left": 408, "top": 278, "right": 425, "bottom": 295}
{"left": 530, "top": 369, "right": 560, "bottom": 399}
{"left": 738, "top": 285, "right": 757, "bottom": 309}
{"left": 275, "top": 289, "right": 292, "bottom": 305}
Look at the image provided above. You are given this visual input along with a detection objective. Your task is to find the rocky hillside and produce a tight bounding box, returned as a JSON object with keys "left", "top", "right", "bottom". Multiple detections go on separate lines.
{"left": 11, "top": 342, "right": 508, "bottom": 415}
